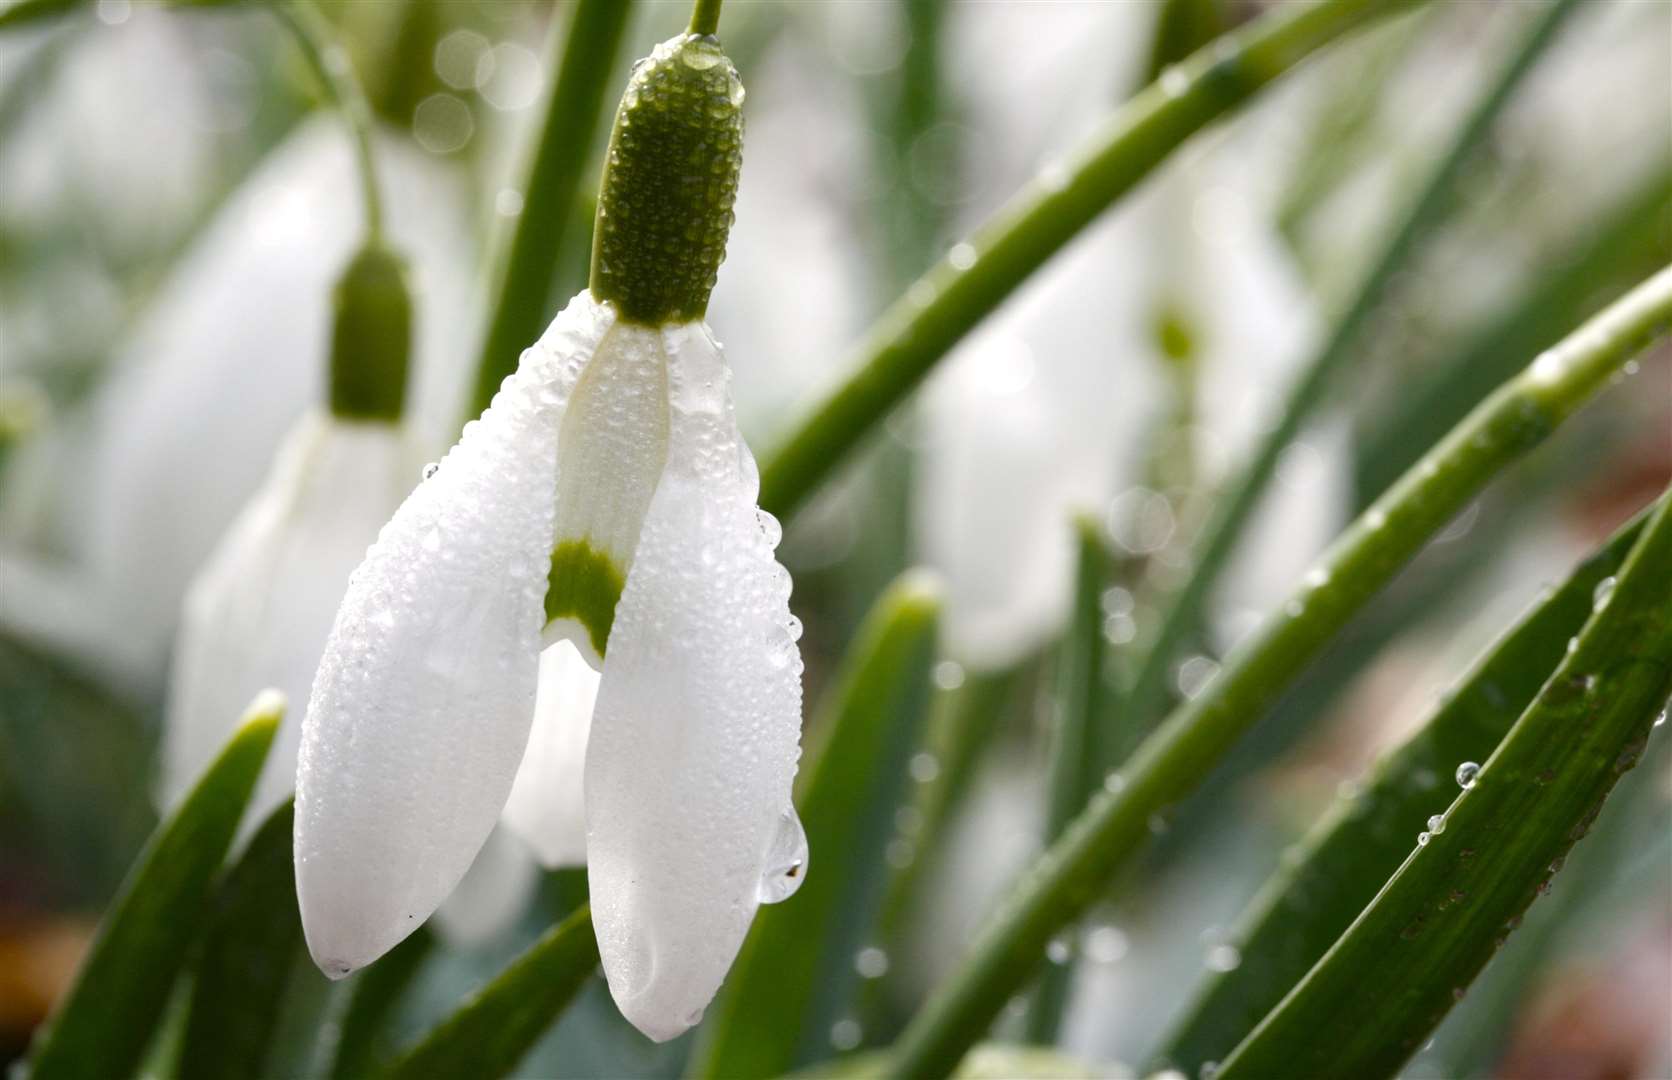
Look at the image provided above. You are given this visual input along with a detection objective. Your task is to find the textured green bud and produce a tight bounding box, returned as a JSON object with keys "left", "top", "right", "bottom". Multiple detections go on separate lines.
{"left": 327, "top": 244, "right": 412, "bottom": 422}
{"left": 589, "top": 33, "right": 744, "bottom": 326}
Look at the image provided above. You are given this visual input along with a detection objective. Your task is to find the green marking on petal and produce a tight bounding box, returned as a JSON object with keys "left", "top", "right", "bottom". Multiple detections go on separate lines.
{"left": 545, "top": 539, "right": 627, "bottom": 659}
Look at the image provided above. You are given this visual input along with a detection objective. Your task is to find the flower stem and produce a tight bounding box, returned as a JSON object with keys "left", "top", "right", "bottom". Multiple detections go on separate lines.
{"left": 884, "top": 267, "right": 1672, "bottom": 1079}
{"left": 755, "top": 0, "right": 1429, "bottom": 521}
{"left": 1108, "top": 0, "right": 1589, "bottom": 766}
{"left": 465, "top": 0, "right": 633, "bottom": 421}
{"left": 271, "top": 0, "right": 384, "bottom": 242}
{"left": 688, "top": 0, "right": 723, "bottom": 36}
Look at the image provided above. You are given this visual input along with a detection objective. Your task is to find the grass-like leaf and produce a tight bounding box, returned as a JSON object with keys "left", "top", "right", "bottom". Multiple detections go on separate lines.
{"left": 692, "top": 571, "right": 943, "bottom": 1079}
{"left": 178, "top": 800, "right": 304, "bottom": 1080}
{"left": 1218, "top": 486, "right": 1672, "bottom": 1079}
{"left": 23, "top": 691, "right": 283, "bottom": 1080}
{"left": 1154, "top": 499, "right": 1656, "bottom": 1075}
{"left": 383, "top": 905, "right": 598, "bottom": 1080}
{"left": 1025, "top": 520, "right": 1111, "bottom": 1043}
{"left": 757, "top": 0, "right": 1429, "bottom": 520}
{"left": 884, "top": 267, "right": 1672, "bottom": 1079}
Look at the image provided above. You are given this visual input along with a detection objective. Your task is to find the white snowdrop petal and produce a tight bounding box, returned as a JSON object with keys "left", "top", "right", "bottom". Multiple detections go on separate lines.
{"left": 585, "top": 321, "right": 804, "bottom": 1043}
{"left": 295, "top": 294, "right": 612, "bottom": 978}
{"left": 501, "top": 640, "right": 600, "bottom": 868}
{"left": 165, "top": 413, "right": 419, "bottom": 831}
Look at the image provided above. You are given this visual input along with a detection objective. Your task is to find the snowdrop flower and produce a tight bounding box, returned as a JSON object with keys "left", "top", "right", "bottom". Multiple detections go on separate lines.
{"left": 295, "top": 31, "right": 807, "bottom": 1043}
{"left": 163, "top": 246, "right": 419, "bottom": 826}
{"left": 0, "top": 119, "right": 475, "bottom": 686}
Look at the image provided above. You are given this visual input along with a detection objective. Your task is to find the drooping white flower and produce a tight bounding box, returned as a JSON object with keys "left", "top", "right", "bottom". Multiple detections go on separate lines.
{"left": 295, "top": 32, "right": 806, "bottom": 1043}
{"left": 163, "top": 410, "right": 420, "bottom": 825}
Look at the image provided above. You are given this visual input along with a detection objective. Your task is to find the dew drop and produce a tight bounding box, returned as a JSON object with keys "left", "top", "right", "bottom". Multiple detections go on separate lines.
{"left": 1045, "top": 934, "right": 1072, "bottom": 965}
{"left": 1591, "top": 575, "right": 1616, "bottom": 612}
{"left": 909, "top": 752, "right": 940, "bottom": 783}
{"left": 757, "top": 808, "right": 808, "bottom": 904}
{"left": 1205, "top": 944, "right": 1241, "bottom": 972}
{"left": 854, "top": 946, "right": 889, "bottom": 979}
{"left": 1455, "top": 761, "right": 1480, "bottom": 789}
{"left": 1427, "top": 814, "right": 1446, "bottom": 835}
{"left": 829, "top": 1018, "right": 862, "bottom": 1051}
{"left": 947, "top": 242, "right": 977, "bottom": 270}
{"left": 1417, "top": 832, "right": 1430, "bottom": 846}
{"left": 1160, "top": 65, "right": 1190, "bottom": 96}
{"left": 1084, "top": 924, "right": 1128, "bottom": 964}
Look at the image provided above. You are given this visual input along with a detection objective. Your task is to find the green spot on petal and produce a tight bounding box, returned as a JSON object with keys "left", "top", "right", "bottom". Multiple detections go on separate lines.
{"left": 545, "top": 539, "right": 627, "bottom": 659}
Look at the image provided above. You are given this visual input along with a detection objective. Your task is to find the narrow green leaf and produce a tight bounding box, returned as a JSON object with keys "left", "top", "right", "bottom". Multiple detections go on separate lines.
{"left": 384, "top": 906, "right": 598, "bottom": 1080}
{"left": 0, "top": 0, "right": 77, "bottom": 30}
{"left": 322, "top": 925, "right": 435, "bottom": 1080}
{"left": 178, "top": 800, "right": 304, "bottom": 1080}
{"left": 884, "top": 266, "right": 1672, "bottom": 1080}
{"left": 1025, "top": 520, "right": 1110, "bottom": 1043}
{"left": 1154, "top": 500, "right": 1655, "bottom": 1076}
{"left": 756, "top": 0, "right": 1428, "bottom": 520}
{"left": 466, "top": 0, "right": 634, "bottom": 421}
{"left": 691, "top": 571, "right": 943, "bottom": 1079}
{"left": 1352, "top": 156, "right": 1672, "bottom": 507}
{"left": 1112, "top": 0, "right": 1591, "bottom": 757}
{"left": 24, "top": 692, "right": 284, "bottom": 1080}
{"left": 1219, "top": 487, "right": 1672, "bottom": 1079}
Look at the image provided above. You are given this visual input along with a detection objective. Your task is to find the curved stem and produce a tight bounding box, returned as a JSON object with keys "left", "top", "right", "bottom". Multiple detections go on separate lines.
{"left": 756, "top": 0, "right": 1430, "bottom": 521}
{"left": 884, "top": 268, "right": 1672, "bottom": 1079}
{"left": 688, "top": 0, "right": 722, "bottom": 36}
{"left": 271, "top": 0, "right": 383, "bottom": 241}
{"left": 1111, "top": 0, "right": 1588, "bottom": 758}
{"left": 465, "top": 0, "right": 633, "bottom": 422}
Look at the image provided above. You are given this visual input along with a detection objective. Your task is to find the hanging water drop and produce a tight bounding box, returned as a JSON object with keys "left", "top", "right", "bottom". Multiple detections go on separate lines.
{"left": 757, "top": 808, "right": 808, "bottom": 904}
{"left": 1417, "top": 832, "right": 1431, "bottom": 846}
{"left": 1456, "top": 761, "right": 1480, "bottom": 789}
{"left": 1427, "top": 814, "right": 1446, "bottom": 835}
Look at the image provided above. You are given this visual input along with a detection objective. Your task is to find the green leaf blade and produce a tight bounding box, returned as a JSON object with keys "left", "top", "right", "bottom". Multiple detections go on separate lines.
{"left": 1218, "top": 489, "right": 1672, "bottom": 1080}
{"left": 384, "top": 906, "right": 598, "bottom": 1080}
{"left": 1155, "top": 501, "right": 1655, "bottom": 1076}
{"left": 178, "top": 800, "right": 306, "bottom": 1080}
{"left": 24, "top": 692, "right": 284, "bottom": 1080}
{"left": 691, "top": 571, "right": 943, "bottom": 1079}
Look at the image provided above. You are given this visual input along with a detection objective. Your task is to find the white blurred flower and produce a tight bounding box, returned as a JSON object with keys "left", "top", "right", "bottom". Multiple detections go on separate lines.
{"left": 295, "top": 288, "right": 806, "bottom": 1041}
{"left": 0, "top": 117, "right": 475, "bottom": 687}
{"left": 161, "top": 411, "right": 419, "bottom": 825}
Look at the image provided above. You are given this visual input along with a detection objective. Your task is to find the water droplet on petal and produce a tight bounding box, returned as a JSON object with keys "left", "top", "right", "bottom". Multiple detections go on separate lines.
{"left": 757, "top": 808, "right": 808, "bottom": 904}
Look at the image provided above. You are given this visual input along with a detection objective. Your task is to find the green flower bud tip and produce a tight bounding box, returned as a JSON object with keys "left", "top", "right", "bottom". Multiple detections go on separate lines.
{"left": 590, "top": 33, "right": 745, "bottom": 327}
{"left": 328, "top": 244, "right": 413, "bottom": 422}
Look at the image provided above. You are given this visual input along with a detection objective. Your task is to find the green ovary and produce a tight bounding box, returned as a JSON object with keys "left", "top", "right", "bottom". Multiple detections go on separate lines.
{"left": 544, "top": 539, "right": 627, "bottom": 659}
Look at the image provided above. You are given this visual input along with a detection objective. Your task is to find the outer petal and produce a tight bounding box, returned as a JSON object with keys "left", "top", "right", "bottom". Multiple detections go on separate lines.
{"left": 500, "top": 640, "right": 600, "bottom": 868}
{"left": 165, "top": 412, "right": 419, "bottom": 831}
{"left": 295, "top": 294, "right": 612, "bottom": 977}
{"left": 585, "top": 322, "right": 804, "bottom": 1042}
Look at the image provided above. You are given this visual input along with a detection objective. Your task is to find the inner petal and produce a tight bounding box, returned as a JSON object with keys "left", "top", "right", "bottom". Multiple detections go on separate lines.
{"left": 544, "top": 322, "right": 670, "bottom": 667}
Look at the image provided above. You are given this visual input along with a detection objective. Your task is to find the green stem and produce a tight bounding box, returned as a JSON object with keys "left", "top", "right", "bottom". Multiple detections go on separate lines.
{"left": 755, "top": 0, "right": 1427, "bottom": 521}
{"left": 883, "top": 269, "right": 1672, "bottom": 1080}
{"left": 465, "top": 0, "right": 633, "bottom": 420}
{"left": 688, "top": 0, "right": 722, "bottom": 36}
{"left": 271, "top": 0, "right": 384, "bottom": 241}
{"left": 1110, "top": 0, "right": 1588, "bottom": 756}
